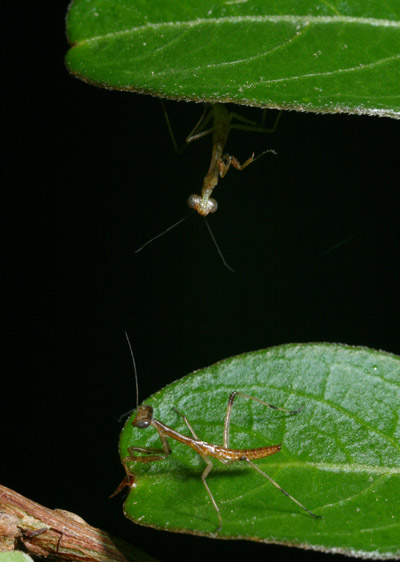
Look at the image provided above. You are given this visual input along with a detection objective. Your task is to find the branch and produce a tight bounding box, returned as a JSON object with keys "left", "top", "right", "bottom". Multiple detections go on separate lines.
{"left": 0, "top": 484, "right": 157, "bottom": 562}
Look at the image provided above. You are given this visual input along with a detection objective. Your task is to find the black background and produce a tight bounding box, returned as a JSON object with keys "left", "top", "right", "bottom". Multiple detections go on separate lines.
{"left": 3, "top": 3, "right": 399, "bottom": 561}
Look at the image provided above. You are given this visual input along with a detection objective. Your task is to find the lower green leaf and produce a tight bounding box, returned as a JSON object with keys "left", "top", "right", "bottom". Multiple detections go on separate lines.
{"left": 119, "top": 343, "right": 400, "bottom": 559}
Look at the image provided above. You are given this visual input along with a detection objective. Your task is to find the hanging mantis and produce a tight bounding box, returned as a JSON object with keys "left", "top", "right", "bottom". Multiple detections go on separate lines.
{"left": 135, "top": 103, "right": 279, "bottom": 269}
{"left": 173, "top": 103, "right": 279, "bottom": 217}
{"left": 113, "top": 333, "right": 322, "bottom": 531}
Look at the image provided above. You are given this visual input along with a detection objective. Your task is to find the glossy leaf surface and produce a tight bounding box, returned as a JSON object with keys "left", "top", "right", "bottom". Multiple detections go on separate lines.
{"left": 65, "top": 0, "right": 400, "bottom": 118}
{"left": 119, "top": 343, "right": 400, "bottom": 558}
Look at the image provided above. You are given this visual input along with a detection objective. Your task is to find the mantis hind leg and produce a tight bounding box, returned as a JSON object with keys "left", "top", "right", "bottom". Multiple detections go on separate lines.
{"left": 161, "top": 100, "right": 214, "bottom": 153}
{"left": 230, "top": 109, "right": 282, "bottom": 134}
{"left": 245, "top": 458, "right": 322, "bottom": 519}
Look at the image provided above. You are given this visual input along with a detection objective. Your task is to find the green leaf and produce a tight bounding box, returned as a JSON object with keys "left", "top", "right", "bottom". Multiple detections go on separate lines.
{"left": 0, "top": 553, "right": 34, "bottom": 562}
{"left": 65, "top": 0, "right": 400, "bottom": 118}
{"left": 119, "top": 343, "right": 400, "bottom": 559}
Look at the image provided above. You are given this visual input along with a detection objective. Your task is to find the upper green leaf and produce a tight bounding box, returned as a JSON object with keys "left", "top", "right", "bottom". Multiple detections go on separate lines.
{"left": 119, "top": 343, "right": 400, "bottom": 559}
{"left": 65, "top": 0, "right": 400, "bottom": 118}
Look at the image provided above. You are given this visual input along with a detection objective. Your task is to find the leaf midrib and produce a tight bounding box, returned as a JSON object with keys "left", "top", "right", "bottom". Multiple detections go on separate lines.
{"left": 73, "top": 14, "right": 400, "bottom": 46}
{"left": 139, "top": 459, "right": 400, "bottom": 476}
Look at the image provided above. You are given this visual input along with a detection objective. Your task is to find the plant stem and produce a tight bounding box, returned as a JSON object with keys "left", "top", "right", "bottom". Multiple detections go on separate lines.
{"left": 0, "top": 484, "right": 157, "bottom": 562}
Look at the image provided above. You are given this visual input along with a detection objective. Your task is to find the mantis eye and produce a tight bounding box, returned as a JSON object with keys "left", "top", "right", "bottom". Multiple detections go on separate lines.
{"left": 207, "top": 198, "right": 218, "bottom": 213}
{"left": 187, "top": 194, "right": 201, "bottom": 210}
{"left": 134, "top": 419, "right": 150, "bottom": 428}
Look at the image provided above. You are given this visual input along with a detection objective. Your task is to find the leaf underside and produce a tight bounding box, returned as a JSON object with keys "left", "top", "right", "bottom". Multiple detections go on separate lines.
{"left": 119, "top": 343, "right": 400, "bottom": 559}
{"left": 65, "top": 0, "right": 400, "bottom": 118}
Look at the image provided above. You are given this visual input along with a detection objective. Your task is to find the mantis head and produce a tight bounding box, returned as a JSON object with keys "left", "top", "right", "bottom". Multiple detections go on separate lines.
{"left": 187, "top": 194, "right": 218, "bottom": 216}
{"left": 132, "top": 405, "right": 153, "bottom": 429}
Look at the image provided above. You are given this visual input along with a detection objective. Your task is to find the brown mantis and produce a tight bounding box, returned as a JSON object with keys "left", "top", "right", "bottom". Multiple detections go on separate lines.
{"left": 116, "top": 333, "right": 322, "bottom": 531}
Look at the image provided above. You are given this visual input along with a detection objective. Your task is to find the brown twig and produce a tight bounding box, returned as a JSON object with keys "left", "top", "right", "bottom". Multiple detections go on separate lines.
{"left": 0, "top": 484, "right": 158, "bottom": 562}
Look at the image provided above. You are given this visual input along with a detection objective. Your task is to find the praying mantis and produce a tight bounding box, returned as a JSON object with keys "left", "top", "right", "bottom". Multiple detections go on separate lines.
{"left": 135, "top": 103, "right": 279, "bottom": 268}
{"left": 165, "top": 102, "right": 279, "bottom": 216}
{"left": 114, "top": 334, "right": 322, "bottom": 531}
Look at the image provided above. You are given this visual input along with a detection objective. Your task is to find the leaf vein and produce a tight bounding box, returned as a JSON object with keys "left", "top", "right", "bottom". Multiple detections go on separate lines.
{"left": 75, "top": 14, "right": 400, "bottom": 46}
{"left": 238, "top": 54, "right": 400, "bottom": 90}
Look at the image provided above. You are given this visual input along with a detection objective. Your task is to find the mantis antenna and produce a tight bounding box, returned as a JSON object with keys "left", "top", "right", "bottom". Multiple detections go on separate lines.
{"left": 124, "top": 331, "right": 139, "bottom": 410}
{"left": 204, "top": 218, "right": 235, "bottom": 273}
{"left": 134, "top": 211, "right": 194, "bottom": 254}
{"left": 134, "top": 210, "right": 235, "bottom": 272}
